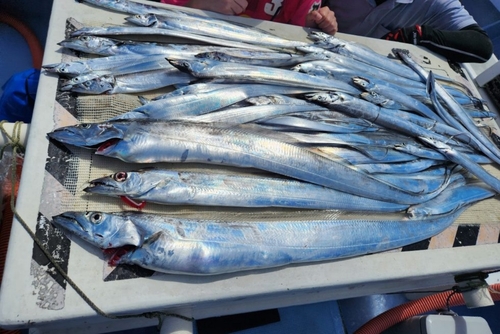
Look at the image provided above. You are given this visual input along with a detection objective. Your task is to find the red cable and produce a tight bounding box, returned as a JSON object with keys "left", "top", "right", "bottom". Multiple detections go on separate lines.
{"left": 0, "top": 157, "right": 22, "bottom": 334}
{"left": 0, "top": 12, "right": 43, "bottom": 69}
{"left": 354, "top": 283, "right": 500, "bottom": 334}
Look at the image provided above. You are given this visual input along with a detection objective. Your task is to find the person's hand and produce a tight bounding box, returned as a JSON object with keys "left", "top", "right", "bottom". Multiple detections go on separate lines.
{"left": 185, "top": 0, "right": 248, "bottom": 15}
{"left": 384, "top": 25, "right": 422, "bottom": 44}
{"left": 305, "top": 6, "right": 338, "bottom": 35}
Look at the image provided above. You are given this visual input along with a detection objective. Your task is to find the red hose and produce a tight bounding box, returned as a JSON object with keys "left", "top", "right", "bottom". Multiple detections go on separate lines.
{"left": 0, "top": 157, "right": 22, "bottom": 334}
{"left": 0, "top": 12, "right": 43, "bottom": 69}
{"left": 354, "top": 283, "right": 500, "bottom": 334}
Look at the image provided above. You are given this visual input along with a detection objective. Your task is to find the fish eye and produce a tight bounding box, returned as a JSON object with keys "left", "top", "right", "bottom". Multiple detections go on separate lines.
{"left": 80, "top": 123, "right": 92, "bottom": 129}
{"left": 113, "top": 172, "right": 128, "bottom": 182}
{"left": 90, "top": 212, "right": 103, "bottom": 224}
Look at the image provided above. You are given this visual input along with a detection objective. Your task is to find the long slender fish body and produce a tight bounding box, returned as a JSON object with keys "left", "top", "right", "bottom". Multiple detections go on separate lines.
{"left": 112, "top": 84, "right": 320, "bottom": 120}
{"left": 77, "top": 0, "right": 177, "bottom": 15}
{"left": 426, "top": 72, "right": 473, "bottom": 133}
{"left": 71, "top": 26, "right": 272, "bottom": 51}
{"left": 467, "top": 110, "right": 497, "bottom": 119}
{"left": 51, "top": 208, "right": 467, "bottom": 275}
{"left": 395, "top": 142, "right": 492, "bottom": 164}
{"left": 79, "top": 0, "right": 286, "bottom": 43}
{"left": 189, "top": 98, "right": 328, "bottom": 124}
{"left": 84, "top": 168, "right": 409, "bottom": 212}
{"left": 394, "top": 48, "right": 500, "bottom": 165}
{"left": 59, "top": 36, "right": 267, "bottom": 58}
{"left": 292, "top": 62, "right": 362, "bottom": 85}
{"left": 60, "top": 57, "right": 177, "bottom": 90}
{"left": 284, "top": 111, "right": 382, "bottom": 131}
{"left": 361, "top": 92, "right": 406, "bottom": 110}
{"left": 286, "top": 131, "right": 418, "bottom": 148}
{"left": 48, "top": 120, "right": 446, "bottom": 204}
{"left": 311, "top": 145, "right": 418, "bottom": 164}
{"left": 168, "top": 58, "right": 361, "bottom": 95}
{"left": 307, "top": 31, "right": 422, "bottom": 82}
{"left": 352, "top": 77, "right": 442, "bottom": 122}
{"left": 407, "top": 182, "right": 495, "bottom": 219}
{"left": 259, "top": 116, "right": 380, "bottom": 134}
{"left": 374, "top": 167, "right": 461, "bottom": 195}
{"left": 419, "top": 136, "right": 500, "bottom": 193}
{"left": 426, "top": 71, "right": 500, "bottom": 163}
{"left": 43, "top": 54, "right": 155, "bottom": 77}
{"left": 68, "top": 68, "right": 195, "bottom": 94}
{"left": 126, "top": 13, "right": 308, "bottom": 49}
{"left": 379, "top": 108, "right": 472, "bottom": 144}
{"left": 306, "top": 92, "right": 464, "bottom": 148}
{"left": 150, "top": 82, "right": 236, "bottom": 101}
{"left": 195, "top": 51, "right": 330, "bottom": 68}
{"left": 356, "top": 159, "right": 443, "bottom": 174}
{"left": 294, "top": 60, "right": 426, "bottom": 92}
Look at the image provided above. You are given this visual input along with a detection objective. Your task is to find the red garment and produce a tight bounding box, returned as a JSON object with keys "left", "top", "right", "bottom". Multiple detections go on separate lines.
{"left": 160, "top": 0, "right": 322, "bottom": 27}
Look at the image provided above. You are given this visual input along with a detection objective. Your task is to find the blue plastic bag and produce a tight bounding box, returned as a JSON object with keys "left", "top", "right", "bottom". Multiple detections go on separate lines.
{"left": 0, "top": 68, "right": 40, "bottom": 123}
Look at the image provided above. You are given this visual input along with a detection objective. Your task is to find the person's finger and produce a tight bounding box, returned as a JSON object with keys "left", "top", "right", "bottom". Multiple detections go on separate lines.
{"left": 315, "top": 7, "right": 338, "bottom": 35}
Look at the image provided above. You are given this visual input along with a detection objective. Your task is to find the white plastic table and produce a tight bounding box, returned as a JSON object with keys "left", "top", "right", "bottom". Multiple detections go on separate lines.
{"left": 1, "top": 1, "right": 499, "bottom": 333}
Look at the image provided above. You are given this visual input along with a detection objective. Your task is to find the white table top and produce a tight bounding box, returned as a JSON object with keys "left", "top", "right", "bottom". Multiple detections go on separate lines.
{"left": 1, "top": 1, "right": 499, "bottom": 333}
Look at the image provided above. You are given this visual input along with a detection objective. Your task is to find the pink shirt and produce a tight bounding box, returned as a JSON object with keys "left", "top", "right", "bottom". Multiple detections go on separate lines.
{"left": 161, "top": 0, "right": 322, "bottom": 27}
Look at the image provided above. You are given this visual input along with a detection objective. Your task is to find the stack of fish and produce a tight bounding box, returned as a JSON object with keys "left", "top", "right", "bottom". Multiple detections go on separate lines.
{"left": 47, "top": 0, "right": 498, "bottom": 275}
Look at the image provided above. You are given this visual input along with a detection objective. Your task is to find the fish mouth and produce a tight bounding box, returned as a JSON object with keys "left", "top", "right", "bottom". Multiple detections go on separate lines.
{"left": 52, "top": 212, "right": 88, "bottom": 233}
{"left": 47, "top": 130, "right": 107, "bottom": 149}
{"left": 167, "top": 59, "right": 192, "bottom": 74}
{"left": 83, "top": 180, "right": 119, "bottom": 193}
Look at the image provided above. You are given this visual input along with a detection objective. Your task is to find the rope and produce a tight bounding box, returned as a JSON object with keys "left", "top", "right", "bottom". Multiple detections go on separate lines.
{"left": 0, "top": 122, "right": 194, "bottom": 328}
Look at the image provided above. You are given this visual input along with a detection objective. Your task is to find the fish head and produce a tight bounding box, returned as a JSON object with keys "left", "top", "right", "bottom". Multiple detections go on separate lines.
{"left": 307, "top": 31, "right": 331, "bottom": 43}
{"left": 426, "top": 71, "right": 436, "bottom": 97}
{"left": 290, "top": 64, "right": 303, "bottom": 72}
{"left": 85, "top": 169, "right": 161, "bottom": 197}
{"left": 47, "top": 121, "right": 127, "bottom": 148}
{"left": 392, "top": 48, "right": 411, "bottom": 60}
{"left": 168, "top": 58, "right": 214, "bottom": 75}
{"left": 52, "top": 211, "right": 143, "bottom": 249}
{"left": 67, "top": 76, "right": 114, "bottom": 94}
{"left": 295, "top": 45, "right": 327, "bottom": 54}
{"left": 351, "top": 76, "right": 372, "bottom": 90}
{"left": 167, "top": 59, "right": 194, "bottom": 74}
{"left": 418, "top": 136, "right": 452, "bottom": 151}
{"left": 42, "top": 61, "right": 89, "bottom": 77}
{"left": 360, "top": 91, "right": 384, "bottom": 104}
{"left": 60, "top": 73, "right": 102, "bottom": 91}
{"left": 58, "top": 36, "right": 116, "bottom": 54}
{"left": 125, "top": 13, "right": 157, "bottom": 27}
{"left": 305, "top": 91, "right": 340, "bottom": 105}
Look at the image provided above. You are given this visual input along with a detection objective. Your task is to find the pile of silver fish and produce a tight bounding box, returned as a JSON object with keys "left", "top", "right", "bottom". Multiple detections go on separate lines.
{"left": 48, "top": 0, "right": 498, "bottom": 275}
